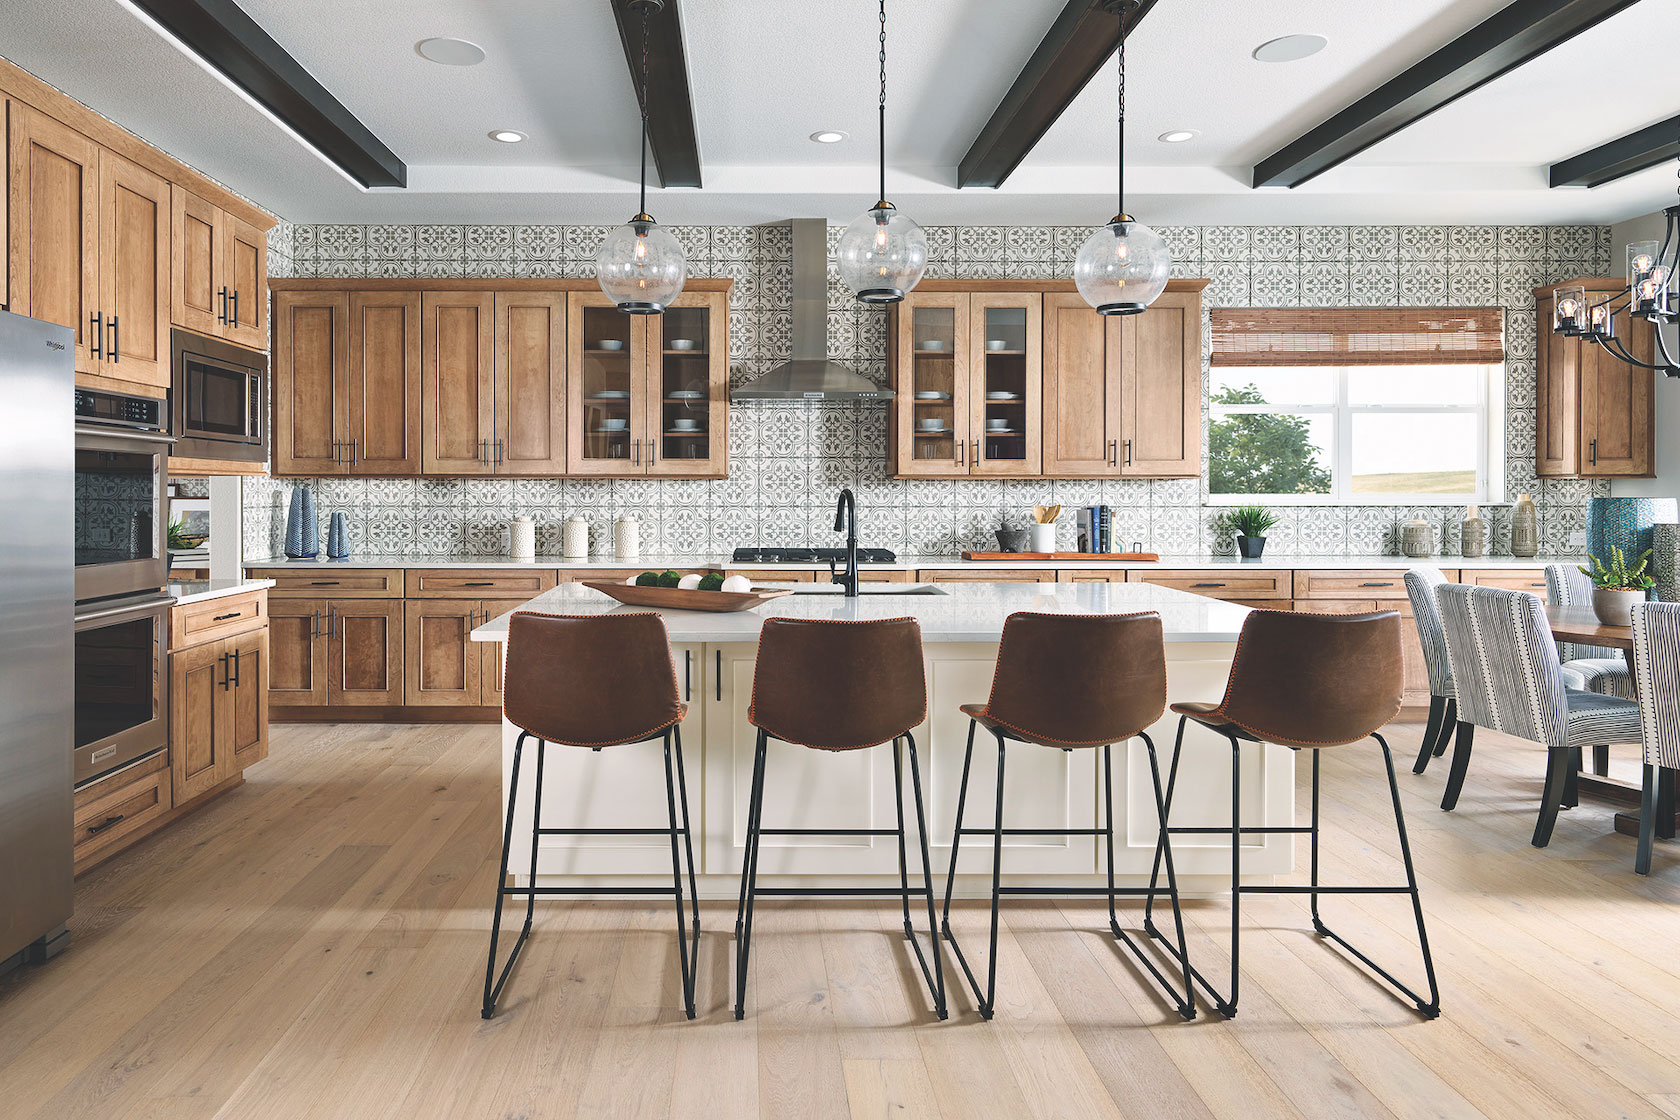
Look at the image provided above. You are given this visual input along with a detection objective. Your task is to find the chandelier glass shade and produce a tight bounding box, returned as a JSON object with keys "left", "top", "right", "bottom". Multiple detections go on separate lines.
{"left": 1552, "top": 203, "right": 1680, "bottom": 376}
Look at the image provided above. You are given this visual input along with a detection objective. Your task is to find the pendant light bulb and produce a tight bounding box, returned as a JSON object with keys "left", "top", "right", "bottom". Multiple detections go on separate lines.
{"left": 838, "top": 0, "right": 926, "bottom": 304}
{"left": 597, "top": 0, "right": 685, "bottom": 314}
{"left": 1074, "top": 0, "right": 1169, "bottom": 316}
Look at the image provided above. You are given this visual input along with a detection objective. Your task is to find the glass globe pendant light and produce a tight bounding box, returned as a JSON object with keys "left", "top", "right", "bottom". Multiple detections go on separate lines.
{"left": 597, "top": 0, "right": 685, "bottom": 314}
{"left": 1074, "top": 0, "right": 1170, "bottom": 316}
{"left": 836, "top": 0, "right": 927, "bottom": 304}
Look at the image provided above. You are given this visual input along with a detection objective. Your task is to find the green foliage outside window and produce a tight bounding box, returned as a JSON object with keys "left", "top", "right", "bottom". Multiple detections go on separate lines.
{"left": 1208, "top": 384, "right": 1331, "bottom": 495}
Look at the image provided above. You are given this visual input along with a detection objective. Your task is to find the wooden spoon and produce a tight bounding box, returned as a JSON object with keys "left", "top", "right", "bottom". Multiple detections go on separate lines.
{"left": 1032, "top": 504, "right": 1049, "bottom": 524}
{"left": 1040, "top": 504, "right": 1061, "bottom": 524}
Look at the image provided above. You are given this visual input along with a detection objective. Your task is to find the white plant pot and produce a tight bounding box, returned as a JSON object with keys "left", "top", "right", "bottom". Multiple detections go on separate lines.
{"left": 1592, "top": 587, "right": 1644, "bottom": 627}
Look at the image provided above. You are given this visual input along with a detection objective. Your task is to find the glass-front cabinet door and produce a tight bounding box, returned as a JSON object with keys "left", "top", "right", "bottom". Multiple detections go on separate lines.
{"left": 648, "top": 291, "right": 728, "bottom": 477}
{"left": 968, "top": 293, "right": 1042, "bottom": 476}
{"left": 892, "top": 292, "right": 969, "bottom": 477}
{"left": 567, "top": 292, "right": 645, "bottom": 475}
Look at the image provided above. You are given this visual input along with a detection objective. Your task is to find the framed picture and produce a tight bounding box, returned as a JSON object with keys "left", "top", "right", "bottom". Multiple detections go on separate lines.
{"left": 168, "top": 496, "right": 211, "bottom": 550}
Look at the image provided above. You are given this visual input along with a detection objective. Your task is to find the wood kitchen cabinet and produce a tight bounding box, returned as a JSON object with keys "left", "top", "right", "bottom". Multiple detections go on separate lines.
{"left": 263, "top": 596, "right": 404, "bottom": 708}
{"left": 171, "top": 185, "right": 268, "bottom": 350}
{"left": 168, "top": 589, "right": 270, "bottom": 805}
{"left": 347, "top": 291, "right": 423, "bottom": 475}
{"left": 8, "top": 102, "right": 170, "bottom": 391}
{"left": 890, "top": 280, "right": 1204, "bottom": 479}
{"left": 1535, "top": 278, "right": 1655, "bottom": 478}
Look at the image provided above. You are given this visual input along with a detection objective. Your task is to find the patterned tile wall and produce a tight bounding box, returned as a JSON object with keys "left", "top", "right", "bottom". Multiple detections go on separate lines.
{"left": 242, "top": 221, "right": 1614, "bottom": 560}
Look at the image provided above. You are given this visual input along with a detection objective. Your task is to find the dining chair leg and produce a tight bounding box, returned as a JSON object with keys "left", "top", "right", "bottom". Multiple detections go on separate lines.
{"left": 1638, "top": 763, "right": 1658, "bottom": 875}
{"left": 1532, "top": 745, "right": 1573, "bottom": 848}
{"left": 1432, "top": 700, "right": 1457, "bottom": 757}
{"left": 1441, "top": 721, "right": 1475, "bottom": 810}
{"left": 940, "top": 719, "right": 978, "bottom": 940}
{"left": 1564, "top": 748, "right": 1581, "bottom": 809}
{"left": 1593, "top": 744, "right": 1611, "bottom": 776}
{"left": 1413, "top": 695, "right": 1446, "bottom": 774}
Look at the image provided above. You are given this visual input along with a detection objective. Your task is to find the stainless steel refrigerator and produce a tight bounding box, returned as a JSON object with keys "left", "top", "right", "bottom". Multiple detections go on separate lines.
{"left": 0, "top": 309, "right": 74, "bottom": 971}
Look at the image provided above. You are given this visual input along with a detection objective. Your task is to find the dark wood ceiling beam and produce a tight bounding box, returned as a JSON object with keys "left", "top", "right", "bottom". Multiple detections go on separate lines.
{"left": 1252, "top": 0, "right": 1640, "bottom": 189}
{"left": 131, "top": 0, "right": 405, "bottom": 188}
{"left": 957, "top": 0, "right": 1158, "bottom": 190}
{"left": 610, "top": 0, "right": 701, "bottom": 189}
{"left": 1551, "top": 114, "right": 1680, "bottom": 188}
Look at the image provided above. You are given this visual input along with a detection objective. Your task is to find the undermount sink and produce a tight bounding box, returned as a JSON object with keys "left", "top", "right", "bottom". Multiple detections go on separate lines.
{"left": 784, "top": 583, "right": 948, "bottom": 596}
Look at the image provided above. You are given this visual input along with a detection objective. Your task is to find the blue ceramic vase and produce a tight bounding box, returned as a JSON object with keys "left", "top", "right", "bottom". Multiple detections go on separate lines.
{"left": 1584, "top": 497, "right": 1678, "bottom": 567}
{"left": 284, "top": 485, "right": 318, "bottom": 559}
{"left": 327, "top": 512, "right": 350, "bottom": 560}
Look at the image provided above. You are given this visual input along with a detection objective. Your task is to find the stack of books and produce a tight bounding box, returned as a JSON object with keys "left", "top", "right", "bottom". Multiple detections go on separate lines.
{"left": 1075, "top": 507, "right": 1114, "bottom": 554}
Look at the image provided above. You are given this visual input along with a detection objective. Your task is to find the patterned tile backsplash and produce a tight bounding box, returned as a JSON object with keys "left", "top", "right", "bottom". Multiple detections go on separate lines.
{"left": 241, "top": 221, "right": 1615, "bottom": 560}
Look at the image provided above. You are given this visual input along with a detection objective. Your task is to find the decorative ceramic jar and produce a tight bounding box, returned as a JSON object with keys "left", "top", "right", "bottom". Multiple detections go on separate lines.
{"left": 1401, "top": 519, "right": 1433, "bottom": 558}
{"left": 510, "top": 516, "right": 536, "bottom": 561}
{"left": 1592, "top": 586, "right": 1645, "bottom": 628}
{"left": 614, "top": 516, "right": 640, "bottom": 560}
{"left": 1459, "top": 506, "right": 1486, "bottom": 558}
{"left": 1585, "top": 497, "right": 1679, "bottom": 567}
{"left": 562, "top": 517, "right": 590, "bottom": 559}
{"left": 1510, "top": 494, "right": 1538, "bottom": 558}
{"left": 326, "top": 512, "right": 349, "bottom": 560}
{"left": 284, "top": 485, "right": 318, "bottom": 559}
{"left": 1654, "top": 523, "right": 1680, "bottom": 603}
{"left": 1031, "top": 522, "right": 1055, "bottom": 553}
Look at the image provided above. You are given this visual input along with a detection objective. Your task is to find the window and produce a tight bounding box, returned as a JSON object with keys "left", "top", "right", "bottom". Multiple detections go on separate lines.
{"left": 1209, "top": 308, "right": 1505, "bottom": 504}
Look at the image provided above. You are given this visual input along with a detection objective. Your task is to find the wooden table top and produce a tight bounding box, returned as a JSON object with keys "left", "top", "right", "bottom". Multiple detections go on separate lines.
{"left": 1545, "top": 604, "right": 1633, "bottom": 650}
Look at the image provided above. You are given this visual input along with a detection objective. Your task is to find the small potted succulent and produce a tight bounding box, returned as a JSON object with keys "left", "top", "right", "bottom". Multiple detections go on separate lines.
{"left": 1580, "top": 545, "right": 1654, "bottom": 626}
{"left": 1216, "top": 504, "right": 1279, "bottom": 559}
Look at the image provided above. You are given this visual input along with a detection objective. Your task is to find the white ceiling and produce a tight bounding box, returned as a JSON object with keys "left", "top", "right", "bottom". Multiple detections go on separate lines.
{"left": 0, "top": 0, "right": 1676, "bottom": 226}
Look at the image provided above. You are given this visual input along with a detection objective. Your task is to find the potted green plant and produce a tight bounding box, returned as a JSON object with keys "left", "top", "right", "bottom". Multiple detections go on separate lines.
{"left": 1580, "top": 545, "right": 1654, "bottom": 626}
{"left": 1215, "top": 505, "right": 1279, "bottom": 559}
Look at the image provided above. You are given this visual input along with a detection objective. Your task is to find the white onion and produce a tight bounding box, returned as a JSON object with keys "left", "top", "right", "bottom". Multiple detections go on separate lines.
{"left": 720, "top": 574, "right": 751, "bottom": 594}
{"left": 678, "top": 573, "right": 702, "bottom": 590}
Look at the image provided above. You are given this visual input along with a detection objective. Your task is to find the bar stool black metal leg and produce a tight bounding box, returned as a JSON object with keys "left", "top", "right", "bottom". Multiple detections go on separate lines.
{"left": 1143, "top": 716, "right": 1188, "bottom": 932}
{"left": 940, "top": 719, "right": 978, "bottom": 940}
{"left": 482, "top": 731, "right": 529, "bottom": 1019}
{"left": 734, "top": 730, "right": 769, "bottom": 1020}
{"left": 1143, "top": 733, "right": 1196, "bottom": 1019}
{"left": 661, "top": 731, "right": 698, "bottom": 1019}
{"left": 1308, "top": 749, "right": 1324, "bottom": 934}
{"left": 1413, "top": 695, "right": 1446, "bottom": 774}
{"left": 982, "top": 733, "right": 1007, "bottom": 1019}
{"left": 673, "top": 725, "right": 700, "bottom": 950}
{"left": 735, "top": 728, "right": 767, "bottom": 942}
{"left": 1224, "top": 736, "right": 1241, "bottom": 1016}
{"left": 1103, "top": 742, "right": 1119, "bottom": 936}
{"left": 1108, "top": 732, "right": 1197, "bottom": 1020}
{"left": 892, "top": 737, "right": 914, "bottom": 941}
{"left": 904, "top": 731, "right": 948, "bottom": 1019}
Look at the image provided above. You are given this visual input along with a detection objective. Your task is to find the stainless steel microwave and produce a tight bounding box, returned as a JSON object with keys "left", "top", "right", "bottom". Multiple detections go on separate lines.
{"left": 171, "top": 329, "right": 267, "bottom": 463}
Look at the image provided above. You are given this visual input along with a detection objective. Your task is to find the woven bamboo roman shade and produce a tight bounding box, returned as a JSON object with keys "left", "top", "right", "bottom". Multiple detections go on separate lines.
{"left": 1210, "top": 308, "right": 1504, "bottom": 366}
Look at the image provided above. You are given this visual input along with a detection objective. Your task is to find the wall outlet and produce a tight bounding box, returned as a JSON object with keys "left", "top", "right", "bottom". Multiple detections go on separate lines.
{"left": 1568, "top": 530, "right": 1587, "bottom": 548}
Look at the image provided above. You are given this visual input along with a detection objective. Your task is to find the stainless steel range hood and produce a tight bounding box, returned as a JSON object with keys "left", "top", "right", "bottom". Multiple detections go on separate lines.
{"left": 732, "top": 219, "right": 894, "bottom": 401}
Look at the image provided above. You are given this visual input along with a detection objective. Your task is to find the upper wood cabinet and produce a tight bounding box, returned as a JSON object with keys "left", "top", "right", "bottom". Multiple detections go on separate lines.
{"left": 171, "top": 186, "right": 268, "bottom": 350}
{"left": 8, "top": 103, "right": 170, "bottom": 390}
{"left": 891, "top": 280, "right": 1204, "bottom": 479}
{"left": 1535, "top": 277, "right": 1655, "bottom": 478}
{"left": 272, "top": 280, "right": 728, "bottom": 479}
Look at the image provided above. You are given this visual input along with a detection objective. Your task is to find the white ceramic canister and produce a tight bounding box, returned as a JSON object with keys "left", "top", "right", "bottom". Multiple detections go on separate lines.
{"left": 614, "top": 515, "right": 640, "bottom": 560}
{"left": 1031, "top": 522, "right": 1056, "bottom": 553}
{"left": 509, "top": 515, "right": 536, "bottom": 561}
{"left": 562, "top": 517, "right": 590, "bottom": 559}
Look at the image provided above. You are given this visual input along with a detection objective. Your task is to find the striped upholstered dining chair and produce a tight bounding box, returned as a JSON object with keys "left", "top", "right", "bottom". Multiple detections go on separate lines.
{"left": 1545, "top": 563, "right": 1635, "bottom": 699}
{"left": 1629, "top": 602, "right": 1680, "bottom": 874}
{"left": 1436, "top": 584, "right": 1641, "bottom": 848}
{"left": 1404, "top": 567, "right": 1457, "bottom": 774}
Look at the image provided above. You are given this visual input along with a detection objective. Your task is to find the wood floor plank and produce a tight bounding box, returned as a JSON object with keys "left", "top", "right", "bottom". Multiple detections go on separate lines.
{"left": 842, "top": 1058, "right": 944, "bottom": 1120}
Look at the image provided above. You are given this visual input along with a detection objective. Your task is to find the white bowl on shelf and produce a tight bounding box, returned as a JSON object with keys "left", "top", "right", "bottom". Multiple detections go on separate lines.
{"left": 670, "top": 389, "right": 704, "bottom": 400}
{"left": 918, "top": 419, "right": 945, "bottom": 432}
{"left": 921, "top": 340, "right": 945, "bottom": 351}
{"left": 672, "top": 418, "right": 700, "bottom": 430}
{"left": 598, "top": 339, "right": 624, "bottom": 351}
{"left": 600, "top": 418, "right": 628, "bottom": 431}
{"left": 670, "top": 338, "right": 697, "bottom": 350}
{"left": 914, "top": 390, "right": 946, "bottom": 401}
{"left": 595, "top": 389, "right": 629, "bottom": 399}
{"left": 986, "top": 391, "right": 1016, "bottom": 401}
{"left": 986, "top": 419, "right": 1009, "bottom": 431}
{"left": 986, "top": 340, "right": 1008, "bottom": 351}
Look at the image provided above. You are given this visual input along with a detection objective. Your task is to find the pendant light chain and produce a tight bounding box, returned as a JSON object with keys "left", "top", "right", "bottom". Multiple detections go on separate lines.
{"left": 1115, "top": 5, "right": 1126, "bottom": 218}
{"left": 878, "top": 0, "right": 887, "bottom": 204}
{"left": 638, "top": 0, "right": 651, "bottom": 217}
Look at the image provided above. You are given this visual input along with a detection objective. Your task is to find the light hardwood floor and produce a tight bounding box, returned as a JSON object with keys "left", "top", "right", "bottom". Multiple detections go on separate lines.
{"left": 3, "top": 720, "right": 1680, "bottom": 1119}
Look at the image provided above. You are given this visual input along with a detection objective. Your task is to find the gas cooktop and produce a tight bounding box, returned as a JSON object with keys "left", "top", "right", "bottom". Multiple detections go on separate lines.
{"left": 730, "top": 547, "right": 897, "bottom": 564}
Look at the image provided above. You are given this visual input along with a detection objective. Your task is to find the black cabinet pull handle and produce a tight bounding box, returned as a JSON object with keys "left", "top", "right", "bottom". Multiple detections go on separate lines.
{"left": 715, "top": 650, "right": 722, "bottom": 702}
{"left": 230, "top": 289, "right": 239, "bottom": 327}
{"left": 108, "top": 315, "right": 118, "bottom": 362}
{"left": 1192, "top": 582, "right": 1226, "bottom": 588}
{"left": 90, "top": 313, "right": 103, "bottom": 358}
{"left": 218, "top": 287, "right": 228, "bottom": 324}
{"left": 311, "top": 608, "right": 321, "bottom": 637}
{"left": 1590, "top": 438, "right": 1598, "bottom": 466}
{"left": 310, "top": 580, "right": 340, "bottom": 586}
{"left": 1359, "top": 581, "right": 1395, "bottom": 587}
{"left": 463, "top": 581, "right": 496, "bottom": 587}
{"left": 230, "top": 648, "right": 241, "bottom": 688}
{"left": 1124, "top": 439, "right": 1134, "bottom": 466}
{"left": 684, "top": 650, "right": 692, "bottom": 701}
{"left": 87, "top": 814, "right": 125, "bottom": 835}
{"left": 213, "top": 611, "right": 241, "bottom": 621}
{"left": 495, "top": 438, "right": 505, "bottom": 466}
{"left": 220, "top": 651, "right": 232, "bottom": 691}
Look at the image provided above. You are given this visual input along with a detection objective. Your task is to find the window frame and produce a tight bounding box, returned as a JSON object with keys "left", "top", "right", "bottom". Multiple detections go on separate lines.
{"left": 1205, "top": 362, "right": 1506, "bottom": 507}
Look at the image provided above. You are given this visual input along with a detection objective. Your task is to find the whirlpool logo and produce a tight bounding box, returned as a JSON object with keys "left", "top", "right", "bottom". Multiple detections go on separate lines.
{"left": 45, "top": 339, "right": 65, "bottom": 351}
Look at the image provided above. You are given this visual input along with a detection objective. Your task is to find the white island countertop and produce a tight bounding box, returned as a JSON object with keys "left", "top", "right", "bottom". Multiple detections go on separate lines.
{"left": 470, "top": 579, "right": 1252, "bottom": 644}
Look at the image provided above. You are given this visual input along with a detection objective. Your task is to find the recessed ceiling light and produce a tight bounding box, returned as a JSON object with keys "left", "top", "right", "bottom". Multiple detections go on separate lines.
{"left": 1158, "top": 129, "right": 1198, "bottom": 143}
{"left": 1252, "top": 34, "right": 1327, "bottom": 63}
{"left": 417, "top": 37, "right": 486, "bottom": 66}
{"left": 489, "top": 129, "right": 526, "bottom": 144}
{"left": 809, "top": 130, "right": 848, "bottom": 144}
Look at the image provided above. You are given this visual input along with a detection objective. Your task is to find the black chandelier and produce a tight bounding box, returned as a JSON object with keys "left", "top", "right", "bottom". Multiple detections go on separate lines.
{"left": 1551, "top": 159, "right": 1680, "bottom": 376}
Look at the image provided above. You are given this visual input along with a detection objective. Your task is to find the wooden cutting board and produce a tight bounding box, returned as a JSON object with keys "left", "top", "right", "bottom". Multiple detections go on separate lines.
{"left": 959, "top": 551, "right": 1160, "bottom": 562}
{"left": 581, "top": 579, "right": 794, "bottom": 613}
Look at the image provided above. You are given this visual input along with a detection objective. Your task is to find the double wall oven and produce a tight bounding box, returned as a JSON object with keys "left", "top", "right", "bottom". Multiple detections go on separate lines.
{"left": 73, "top": 388, "right": 172, "bottom": 785}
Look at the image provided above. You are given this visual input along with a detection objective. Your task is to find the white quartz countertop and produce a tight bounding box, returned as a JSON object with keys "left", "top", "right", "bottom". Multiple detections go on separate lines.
{"left": 167, "top": 577, "right": 275, "bottom": 606}
{"left": 469, "top": 580, "right": 1252, "bottom": 644}
{"left": 249, "top": 552, "right": 1570, "bottom": 573}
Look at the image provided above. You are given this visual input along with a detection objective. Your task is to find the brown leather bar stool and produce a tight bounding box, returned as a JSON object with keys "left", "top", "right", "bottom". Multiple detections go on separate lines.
{"left": 482, "top": 611, "right": 698, "bottom": 1020}
{"left": 1144, "top": 608, "right": 1440, "bottom": 1020}
{"left": 939, "top": 611, "right": 1195, "bottom": 1021}
{"left": 734, "top": 616, "right": 946, "bottom": 1020}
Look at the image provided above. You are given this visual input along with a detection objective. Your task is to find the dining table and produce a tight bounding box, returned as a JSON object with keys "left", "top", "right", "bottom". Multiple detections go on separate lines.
{"left": 1545, "top": 604, "right": 1676, "bottom": 839}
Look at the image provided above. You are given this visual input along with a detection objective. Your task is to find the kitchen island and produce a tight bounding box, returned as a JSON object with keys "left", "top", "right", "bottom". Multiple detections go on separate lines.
{"left": 470, "top": 580, "right": 1288, "bottom": 897}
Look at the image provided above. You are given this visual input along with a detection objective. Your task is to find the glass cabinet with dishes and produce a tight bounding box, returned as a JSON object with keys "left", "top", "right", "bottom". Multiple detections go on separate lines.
{"left": 567, "top": 289, "right": 729, "bottom": 478}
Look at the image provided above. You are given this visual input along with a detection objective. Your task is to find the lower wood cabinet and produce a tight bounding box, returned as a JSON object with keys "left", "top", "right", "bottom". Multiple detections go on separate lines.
{"left": 171, "top": 626, "right": 268, "bottom": 801}
{"left": 405, "top": 597, "right": 525, "bottom": 707}
{"left": 266, "top": 597, "right": 404, "bottom": 708}
{"left": 72, "top": 751, "right": 172, "bottom": 875}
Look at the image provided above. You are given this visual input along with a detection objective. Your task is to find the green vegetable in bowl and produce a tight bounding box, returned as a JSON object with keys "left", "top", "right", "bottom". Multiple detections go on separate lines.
{"left": 698, "top": 572, "right": 724, "bottom": 592}
{"left": 657, "top": 569, "right": 682, "bottom": 588}
{"left": 635, "top": 571, "right": 660, "bottom": 586}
